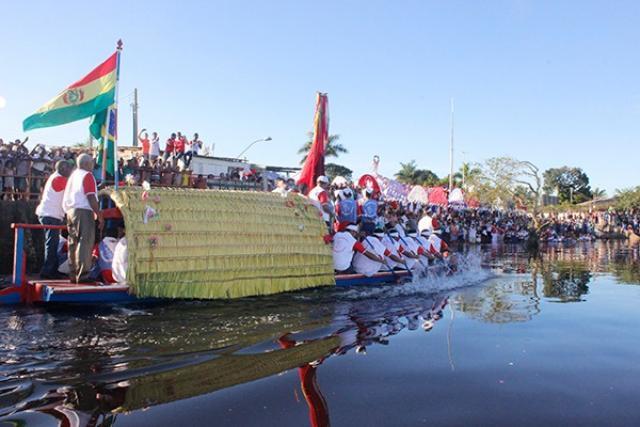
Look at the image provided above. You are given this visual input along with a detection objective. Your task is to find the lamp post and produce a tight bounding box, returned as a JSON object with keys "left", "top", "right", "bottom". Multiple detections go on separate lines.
{"left": 236, "top": 137, "right": 272, "bottom": 159}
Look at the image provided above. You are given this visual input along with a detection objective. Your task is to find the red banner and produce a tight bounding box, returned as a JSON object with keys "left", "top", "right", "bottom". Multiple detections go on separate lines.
{"left": 297, "top": 93, "right": 329, "bottom": 194}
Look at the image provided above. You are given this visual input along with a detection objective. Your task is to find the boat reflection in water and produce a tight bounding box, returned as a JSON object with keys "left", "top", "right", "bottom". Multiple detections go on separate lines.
{"left": 2, "top": 241, "right": 637, "bottom": 427}
{"left": 0, "top": 291, "right": 450, "bottom": 427}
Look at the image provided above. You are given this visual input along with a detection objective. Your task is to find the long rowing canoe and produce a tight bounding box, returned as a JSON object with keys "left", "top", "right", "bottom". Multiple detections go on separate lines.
{"left": 0, "top": 267, "right": 450, "bottom": 305}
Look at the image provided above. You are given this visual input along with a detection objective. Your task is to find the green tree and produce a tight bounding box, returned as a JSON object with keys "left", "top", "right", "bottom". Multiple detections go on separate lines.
{"left": 615, "top": 186, "right": 640, "bottom": 210}
{"left": 394, "top": 160, "right": 440, "bottom": 186}
{"left": 298, "top": 133, "right": 346, "bottom": 164}
{"left": 543, "top": 167, "right": 592, "bottom": 204}
{"left": 325, "top": 163, "right": 353, "bottom": 181}
{"left": 395, "top": 160, "right": 421, "bottom": 184}
{"left": 417, "top": 169, "right": 440, "bottom": 187}
{"left": 473, "top": 157, "right": 543, "bottom": 212}
{"left": 592, "top": 187, "right": 607, "bottom": 199}
{"left": 459, "top": 163, "right": 482, "bottom": 188}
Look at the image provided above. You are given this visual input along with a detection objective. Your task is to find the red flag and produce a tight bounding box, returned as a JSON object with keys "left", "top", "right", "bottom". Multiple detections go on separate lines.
{"left": 297, "top": 92, "right": 329, "bottom": 194}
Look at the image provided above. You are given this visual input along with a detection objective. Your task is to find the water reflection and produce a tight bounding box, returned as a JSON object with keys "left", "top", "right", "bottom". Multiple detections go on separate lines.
{"left": 0, "top": 241, "right": 639, "bottom": 427}
{"left": 0, "top": 293, "right": 450, "bottom": 427}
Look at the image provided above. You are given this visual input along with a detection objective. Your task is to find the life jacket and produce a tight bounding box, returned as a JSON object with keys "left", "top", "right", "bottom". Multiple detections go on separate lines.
{"left": 336, "top": 198, "right": 357, "bottom": 225}
{"left": 361, "top": 199, "right": 378, "bottom": 222}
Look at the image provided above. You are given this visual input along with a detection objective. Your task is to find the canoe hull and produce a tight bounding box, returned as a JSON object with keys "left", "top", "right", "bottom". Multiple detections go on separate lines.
{"left": 0, "top": 266, "right": 448, "bottom": 305}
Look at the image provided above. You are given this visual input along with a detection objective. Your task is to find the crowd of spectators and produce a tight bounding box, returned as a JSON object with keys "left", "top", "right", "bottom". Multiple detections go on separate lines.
{"left": 0, "top": 131, "right": 273, "bottom": 199}
{"left": 0, "top": 137, "right": 92, "bottom": 200}
{"left": 3, "top": 135, "right": 639, "bottom": 243}
{"left": 274, "top": 176, "right": 640, "bottom": 245}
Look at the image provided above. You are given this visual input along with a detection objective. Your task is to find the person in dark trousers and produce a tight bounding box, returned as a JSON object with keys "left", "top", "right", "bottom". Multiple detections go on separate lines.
{"left": 35, "top": 160, "right": 72, "bottom": 278}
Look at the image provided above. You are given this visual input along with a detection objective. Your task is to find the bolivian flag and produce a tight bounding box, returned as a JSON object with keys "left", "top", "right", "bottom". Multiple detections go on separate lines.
{"left": 23, "top": 52, "right": 117, "bottom": 131}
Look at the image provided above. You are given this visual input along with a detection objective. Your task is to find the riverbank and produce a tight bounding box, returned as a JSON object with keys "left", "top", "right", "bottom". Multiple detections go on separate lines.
{"left": 0, "top": 200, "right": 42, "bottom": 275}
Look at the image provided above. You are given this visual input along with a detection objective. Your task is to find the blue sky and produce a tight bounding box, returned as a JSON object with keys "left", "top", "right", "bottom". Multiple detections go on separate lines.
{"left": 1, "top": 0, "right": 638, "bottom": 194}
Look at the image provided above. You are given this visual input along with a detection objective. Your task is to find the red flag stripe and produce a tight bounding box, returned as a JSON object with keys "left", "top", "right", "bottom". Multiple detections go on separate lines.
{"left": 68, "top": 52, "right": 117, "bottom": 89}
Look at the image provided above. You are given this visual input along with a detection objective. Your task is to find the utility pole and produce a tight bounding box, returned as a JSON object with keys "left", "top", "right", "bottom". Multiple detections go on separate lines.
{"left": 131, "top": 88, "right": 139, "bottom": 147}
{"left": 462, "top": 150, "right": 466, "bottom": 189}
{"left": 449, "top": 98, "right": 454, "bottom": 190}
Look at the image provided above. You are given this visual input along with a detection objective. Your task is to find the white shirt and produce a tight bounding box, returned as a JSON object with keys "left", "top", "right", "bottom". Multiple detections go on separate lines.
{"left": 401, "top": 237, "right": 420, "bottom": 270}
{"left": 353, "top": 236, "right": 385, "bottom": 277}
{"left": 190, "top": 139, "right": 202, "bottom": 154}
{"left": 308, "top": 185, "right": 331, "bottom": 222}
{"left": 62, "top": 169, "right": 97, "bottom": 213}
{"left": 150, "top": 138, "right": 161, "bottom": 157}
{"left": 271, "top": 187, "right": 289, "bottom": 197}
{"left": 381, "top": 235, "right": 401, "bottom": 269}
{"left": 428, "top": 234, "right": 444, "bottom": 253}
{"left": 35, "top": 171, "right": 66, "bottom": 220}
{"left": 112, "top": 237, "right": 128, "bottom": 284}
{"left": 333, "top": 231, "right": 358, "bottom": 271}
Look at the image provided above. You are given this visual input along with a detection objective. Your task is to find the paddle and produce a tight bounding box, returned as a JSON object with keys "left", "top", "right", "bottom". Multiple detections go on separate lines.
{"left": 384, "top": 232, "right": 414, "bottom": 280}
{"left": 397, "top": 233, "right": 430, "bottom": 271}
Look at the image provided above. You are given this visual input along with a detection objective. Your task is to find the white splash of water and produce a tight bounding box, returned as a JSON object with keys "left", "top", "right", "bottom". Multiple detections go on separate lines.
{"left": 340, "top": 252, "right": 494, "bottom": 300}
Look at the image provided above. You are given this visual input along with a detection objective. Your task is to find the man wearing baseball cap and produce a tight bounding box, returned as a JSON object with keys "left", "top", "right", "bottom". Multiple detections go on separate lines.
{"left": 308, "top": 175, "right": 333, "bottom": 224}
{"left": 332, "top": 224, "right": 383, "bottom": 273}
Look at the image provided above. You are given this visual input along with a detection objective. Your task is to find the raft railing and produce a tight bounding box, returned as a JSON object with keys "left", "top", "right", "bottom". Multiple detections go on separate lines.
{"left": 11, "top": 223, "right": 67, "bottom": 291}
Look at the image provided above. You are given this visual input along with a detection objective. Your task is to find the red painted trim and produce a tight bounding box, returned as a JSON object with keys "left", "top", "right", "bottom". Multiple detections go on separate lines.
{"left": 68, "top": 52, "right": 117, "bottom": 89}
{"left": 102, "top": 207, "right": 123, "bottom": 219}
{"left": 12, "top": 223, "right": 67, "bottom": 231}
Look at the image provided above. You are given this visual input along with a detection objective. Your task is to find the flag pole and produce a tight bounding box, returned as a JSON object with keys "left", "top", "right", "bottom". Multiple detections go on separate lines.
{"left": 449, "top": 97, "right": 454, "bottom": 190}
{"left": 101, "top": 106, "right": 111, "bottom": 181}
{"left": 113, "top": 39, "right": 123, "bottom": 190}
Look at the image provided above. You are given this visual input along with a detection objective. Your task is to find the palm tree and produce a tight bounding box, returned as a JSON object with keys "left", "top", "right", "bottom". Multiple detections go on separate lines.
{"left": 417, "top": 169, "right": 440, "bottom": 187}
{"left": 592, "top": 187, "right": 606, "bottom": 200}
{"left": 395, "top": 160, "right": 420, "bottom": 184}
{"left": 298, "top": 133, "right": 346, "bottom": 164}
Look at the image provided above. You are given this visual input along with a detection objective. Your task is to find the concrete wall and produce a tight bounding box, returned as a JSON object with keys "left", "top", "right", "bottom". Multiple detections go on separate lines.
{"left": 0, "top": 201, "right": 43, "bottom": 275}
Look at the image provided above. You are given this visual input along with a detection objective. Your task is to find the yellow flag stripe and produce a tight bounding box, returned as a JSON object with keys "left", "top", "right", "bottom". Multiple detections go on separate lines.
{"left": 35, "top": 71, "right": 116, "bottom": 114}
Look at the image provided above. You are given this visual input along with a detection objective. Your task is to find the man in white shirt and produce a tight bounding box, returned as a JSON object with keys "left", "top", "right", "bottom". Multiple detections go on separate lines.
{"left": 333, "top": 224, "right": 383, "bottom": 273}
{"left": 35, "top": 160, "right": 72, "bottom": 278}
{"left": 271, "top": 177, "right": 289, "bottom": 197}
{"left": 62, "top": 154, "right": 104, "bottom": 283}
{"left": 150, "top": 132, "right": 161, "bottom": 165}
{"left": 353, "top": 229, "right": 389, "bottom": 277}
{"left": 308, "top": 175, "right": 333, "bottom": 224}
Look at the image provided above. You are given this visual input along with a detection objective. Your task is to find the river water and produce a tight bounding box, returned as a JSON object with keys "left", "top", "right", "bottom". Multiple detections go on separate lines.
{"left": 1, "top": 241, "right": 639, "bottom": 426}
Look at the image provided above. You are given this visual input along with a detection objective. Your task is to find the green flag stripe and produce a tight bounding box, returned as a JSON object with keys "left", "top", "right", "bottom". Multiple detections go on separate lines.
{"left": 23, "top": 88, "right": 115, "bottom": 132}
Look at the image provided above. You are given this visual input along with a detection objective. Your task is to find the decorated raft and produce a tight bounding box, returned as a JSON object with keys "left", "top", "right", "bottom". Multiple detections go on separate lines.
{"left": 0, "top": 187, "right": 434, "bottom": 305}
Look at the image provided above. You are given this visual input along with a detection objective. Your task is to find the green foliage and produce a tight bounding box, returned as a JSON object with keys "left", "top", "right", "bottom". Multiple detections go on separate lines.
{"left": 298, "top": 133, "right": 346, "bottom": 164}
{"left": 394, "top": 160, "right": 440, "bottom": 186}
{"left": 469, "top": 157, "right": 542, "bottom": 212}
{"left": 325, "top": 163, "right": 353, "bottom": 181}
{"left": 615, "top": 186, "right": 640, "bottom": 210}
{"left": 543, "top": 166, "right": 592, "bottom": 204}
{"left": 592, "top": 187, "right": 607, "bottom": 199}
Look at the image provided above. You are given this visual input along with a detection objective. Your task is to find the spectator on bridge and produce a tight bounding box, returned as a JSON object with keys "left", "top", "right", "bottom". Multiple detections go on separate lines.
{"left": 150, "top": 132, "right": 160, "bottom": 165}
{"left": 35, "top": 160, "right": 73, "bottom": 279}
{"left": 162, "top": 133, "right": 176, "bottom": 163}
{"left": 138, "top": 129, "right": 150, "bottom": 161}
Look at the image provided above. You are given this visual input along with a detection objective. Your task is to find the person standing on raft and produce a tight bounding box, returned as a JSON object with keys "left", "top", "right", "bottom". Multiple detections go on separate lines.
{"left": 308, "top": 175, "right": 333, "bottom": 226}
{"left": 35, "top": 159, "right": 72, "bottom": 279}
{"left": 62, "top": 154, "right": 103, "bottom": 283}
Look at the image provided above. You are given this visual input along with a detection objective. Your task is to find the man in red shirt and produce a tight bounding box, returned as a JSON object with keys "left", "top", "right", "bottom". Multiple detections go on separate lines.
{"left": 162, "top": 133, "right": 176, "bottom": 162}
{"left": 174, "top": 135, "right": 187, "bottom": 163}
{"left": 138, "top": 129, "right": 150, "bottom": 161}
